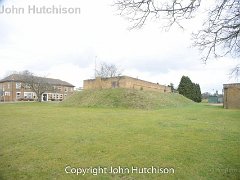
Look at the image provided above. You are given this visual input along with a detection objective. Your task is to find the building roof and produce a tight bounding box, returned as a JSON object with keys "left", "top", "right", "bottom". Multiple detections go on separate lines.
{"left": 0, "top": 74, "right": 75, "bottom": 87}
{"left": 223, "top": 83, "right": 240, "bottom": 88}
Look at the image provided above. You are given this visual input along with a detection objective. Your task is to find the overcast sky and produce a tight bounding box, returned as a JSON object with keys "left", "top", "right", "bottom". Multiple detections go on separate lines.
{"left": 0, "top": 0, "right": 239, "bottom": 93}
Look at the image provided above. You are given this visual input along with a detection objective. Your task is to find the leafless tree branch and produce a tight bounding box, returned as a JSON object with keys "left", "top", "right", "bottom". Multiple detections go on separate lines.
{"left": 114, "top": 0, "right": 201, "bottom": 29}
{"left": 229, "top": 64, "right": 240, "bottom": 81}
{"left": 113, "top": 0, "right": 240, "bottom": 78}
{"left": 19, "top": 70, "right": 54, "bottom": 102}
{"left": 192, "top": 0, "right": 240, "bottom": 63}
{"left": 96, "top": 62, "right": 122, "bottom": 78}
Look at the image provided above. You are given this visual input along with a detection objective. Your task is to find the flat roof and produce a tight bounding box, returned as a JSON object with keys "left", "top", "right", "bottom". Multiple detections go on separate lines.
{"left": 223, "top": 83, "right": 240, "bottom": 87}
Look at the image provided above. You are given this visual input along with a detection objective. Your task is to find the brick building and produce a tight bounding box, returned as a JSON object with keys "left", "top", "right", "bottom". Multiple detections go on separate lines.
{"left": 223, "top": 83, "right": 240, "bottom": 109}
{"left": 83, "top": 76, "right": 171, "bottom": 93}
{"left": 0, "top": 74, "right": 75, "bottom": 102}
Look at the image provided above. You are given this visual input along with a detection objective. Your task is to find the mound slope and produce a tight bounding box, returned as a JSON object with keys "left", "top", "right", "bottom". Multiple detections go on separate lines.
{"left": 62, "top": 88, "right": 194, "bottom": 109}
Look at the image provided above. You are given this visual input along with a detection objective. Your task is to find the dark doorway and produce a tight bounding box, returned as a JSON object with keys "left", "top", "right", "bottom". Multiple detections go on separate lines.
{"left": 43, "top": 94, "right": 47, "bottom": 101}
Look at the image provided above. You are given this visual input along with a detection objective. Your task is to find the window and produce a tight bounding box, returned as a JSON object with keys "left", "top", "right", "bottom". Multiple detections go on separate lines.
{"left": 65, "top": 87, "right": 68, "bottom": 92}
{"left": 24, "top": 84, "right": 31, "bottom": 89}
{"left": 24, "top": 92, "right": 33, "bottom": 99}
{"left": 58, "top": 86, "right": 62, "bottom": 91}
{"left": 7, "top": 83, "right": 10, "bottom": 89}
{"left": 16, "top": 92, "right": 21, "bottom": 99}
{"left": 5, "top": 92, "right": 10, "bottom": 96}
{"left": 16, "top": 83, "right": 21, "bottom": 89}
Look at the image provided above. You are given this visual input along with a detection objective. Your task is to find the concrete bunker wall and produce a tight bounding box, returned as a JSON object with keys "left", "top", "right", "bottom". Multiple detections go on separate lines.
{"left": 224, "top": 84, "right": 240, "bottom": 109}
{"left": 83, "top": 76, "right": 171, "bottom": 93}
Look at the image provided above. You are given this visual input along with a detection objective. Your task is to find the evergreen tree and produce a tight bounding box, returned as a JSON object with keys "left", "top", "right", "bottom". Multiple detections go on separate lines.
{"left": 195, "top": 83, "right": 202, "bottom": 103}
{"left": 178, "top": 76, "right": 202, "bottom": 103}
{"left": 178, "top": 76, "right": 192, "bottom": 100}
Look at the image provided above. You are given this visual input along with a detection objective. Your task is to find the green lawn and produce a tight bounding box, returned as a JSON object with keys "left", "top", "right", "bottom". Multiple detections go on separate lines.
{"left": 0, "top": 103, "right": 239, "bottom": 179}
{"left": 61, "top": 88, "right": 194, "bottom": 109}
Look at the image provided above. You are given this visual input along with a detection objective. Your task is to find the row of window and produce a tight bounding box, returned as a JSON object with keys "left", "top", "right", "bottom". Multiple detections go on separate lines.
{"left": 4, "top": 92, "right": 11, "bottom": 96}
{"left": 3, "top": 92, "right": 35, "bottom": 97}
{"left": 53, "top": 86, "right": 73, "bottom": 92}
{"left": 9, "top": 92, "right": 37, "bottom": 99}
{"left": 0, "top": 82, "right": 74, "bottom": 92}
{"left": 2, "top": 92, "right": 67, "bottom": 99}
{"left": 48, "top": 93, "right": 64, "bottom": 99}
{"left": 0, "top": 83, "right": 11, "bottom": 90}
{"left": 0, "top": 83, "right": 26, "bottom": 90}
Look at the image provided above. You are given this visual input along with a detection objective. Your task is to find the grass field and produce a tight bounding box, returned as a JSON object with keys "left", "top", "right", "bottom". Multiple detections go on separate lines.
{"left": 62, "top": 88, "right": 193, "bottom": 109}
{"left": 0, "top": 102, "right": 239, "bottom": 179}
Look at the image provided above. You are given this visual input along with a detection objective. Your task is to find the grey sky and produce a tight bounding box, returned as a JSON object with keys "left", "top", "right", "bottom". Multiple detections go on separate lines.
{"left": 0, "top": 0, "right": 238, "bottom": 93}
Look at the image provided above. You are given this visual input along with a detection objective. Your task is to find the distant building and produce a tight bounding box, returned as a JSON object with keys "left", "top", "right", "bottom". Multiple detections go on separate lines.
{"left": 208, "top": 95, "right": 223, "bottom": 104}
{"left": 208, "top": 96, "right": 218, "bottom": 103}
{"left": 0, "top": 74, "right": 75, "bottom": 102}
{"left": 83, "top": 76, "right": 171, "bottom": 93}
{"left": 223, "top": 83, "right": 240, "bottom": 109}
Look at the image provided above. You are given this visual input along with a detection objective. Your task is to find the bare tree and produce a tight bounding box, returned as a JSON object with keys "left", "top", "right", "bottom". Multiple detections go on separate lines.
{"left": 192, "top": 0, "right": 240, "bottom": 62}
{"left": 229, "top": 65, "right": 240, "bottom": 81}
{"left": 113, "top": 0, "right": 240, "bottom": 76}
{"left": 19, "top": 70, "right": 54, "bottom": 102}
{"left": 114, "top": 0, "right": 201, "bottom": 29}
{"left": 96, "top": 62, "right": 122, "bottom": 78}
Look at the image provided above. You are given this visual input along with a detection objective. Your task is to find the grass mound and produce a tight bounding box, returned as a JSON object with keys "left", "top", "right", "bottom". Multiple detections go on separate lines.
{"left": 62, "top": 88, "right": 194, "bottom": 109}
